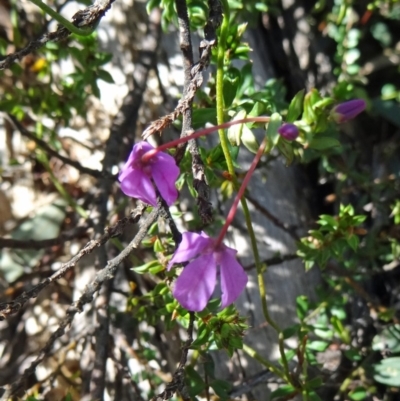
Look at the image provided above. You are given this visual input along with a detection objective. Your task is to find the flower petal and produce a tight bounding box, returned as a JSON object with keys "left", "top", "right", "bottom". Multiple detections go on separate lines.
{"left": 173, "top": 253, "right": 217, "bottom": 311}
{"left": 152, "top": 156, "right": 180, "bottom": 206}
{"left": 119, "top": 141, "right": 153, "bottom": 182}
{"left": 219, "top": 247, "right": 248, "bottom": 309}
{"left": 168, "top": 232, "right": 211, "bottom": 269}
{"left": 118, "top": 163, "right": 135, "bottom": 183}
{"left": 331, "top": 99, "right": 366, "bottom": 123}
{"left": 120, "top": 168, "right": 157, "bottom": 206}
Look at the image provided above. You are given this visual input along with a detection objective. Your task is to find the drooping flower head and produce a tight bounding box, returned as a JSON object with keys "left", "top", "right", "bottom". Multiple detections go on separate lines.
{"left": 330, "top": 99, "right": 366, "bottom": 123}
{"left": 119, "top": 141, "right": 179, "bottom": 206}
{"left": 168, "top": 232, "right": 248, "bottom": 312}
{"left": 278, "top": 123, "right": 299, "bottom": 141}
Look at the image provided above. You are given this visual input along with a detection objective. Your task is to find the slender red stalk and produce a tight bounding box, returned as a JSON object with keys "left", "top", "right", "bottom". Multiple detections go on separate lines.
{"left": 215, "top": 137, "right": 268, "bottom": 247}
{"left": 141, "top": 117, "right": 271, "bottom": 162}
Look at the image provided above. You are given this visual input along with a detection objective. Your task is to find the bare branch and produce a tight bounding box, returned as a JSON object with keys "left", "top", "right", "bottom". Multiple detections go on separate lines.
{"left": 151, "top": 312, "right": 195, "bottom": 401}
{"left": 172, "top": 0, "right": 216, "bottom": 224}
{"left": 0, "top": 205, "right": 146, "bottom": 320}
{"left": 89, "top": 281, "right": 112, "bottom": 400}
{"left": 1, "top": 205, "right": 159, "bottom": 398}
{"left": 142, "top": 0, "right": 222, "bottom": 140}
{"left": 0, "top": 0, "right": 116, "bottom": 70}
{"left": 4, "top": 114, "right": 114, "bottom": 179}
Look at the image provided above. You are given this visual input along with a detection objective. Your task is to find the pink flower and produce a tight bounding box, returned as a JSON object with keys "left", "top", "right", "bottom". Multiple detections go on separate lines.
{"left": 168, "top": 232, "right": 248, "bottom": 312}
{"left": 278, "top": 123, "right": 299, "bottom": 141}
{"left": 119, "top": 141, "right": 179, "bottom": 206}
{"left": 330, "top": 99, "right": 366, "bottom": 123}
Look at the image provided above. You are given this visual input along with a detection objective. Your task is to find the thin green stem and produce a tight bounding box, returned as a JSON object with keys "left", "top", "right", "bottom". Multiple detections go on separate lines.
{"left": 303, "top": 301, "right": 328, "bottom": 323}
{"left": 215, "top": 0, "right": 280, "bottom": 334}
{"left": 29, "top": 0, "right": 95, "bottom": 36}
{"left": 214, "top": 3, "right": 293, "bottom": 381}
{"left": 216, "top": 0, "right": 233, "bottom": 173}
{"left": 243, "top": 344, "right": 286, "bottom": 381}
{"left": 278, "top": 332, "right": 293, "bottom": 384}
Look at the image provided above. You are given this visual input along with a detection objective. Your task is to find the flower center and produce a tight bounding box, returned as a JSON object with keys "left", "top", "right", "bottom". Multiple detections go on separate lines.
{"left": 133, "top": 148, "right": 154, "bottom": 174}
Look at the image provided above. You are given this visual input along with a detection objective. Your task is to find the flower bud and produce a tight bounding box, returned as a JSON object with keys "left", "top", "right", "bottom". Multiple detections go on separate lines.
{"left": 278, "top": 123, "right": 299, "bottom": 141}
{"left": 330, "top": 99, "right": 366, "bottom": 123}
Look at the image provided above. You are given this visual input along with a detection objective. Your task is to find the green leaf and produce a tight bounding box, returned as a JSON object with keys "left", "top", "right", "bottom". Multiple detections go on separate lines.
{"left": 192, "top": 108, "right": 218, "bottom": 128}
{"left": 305, "top": 260, "right": 315, "bottom": 271}
{"left": 210, "top": 379, "right": 232, "bottom": 399}
{"left": 352, "top": 215, "right": 367, "bottom": 225}
{"left": 372, "top": 325, "right": 400, "bottom": 353}
{"left": 308, "top": 137, "right": 341, "bottom": 150}
{"left": 318, "top": 214, "right": 339, "bottom": 229}
{"left": 296, "top": 295, "right": 309, "bottom": 320}
{"left": 349, "top": 386, "right": 367, "bottom": 401}
{"left": 265, "top": 112, "right": 282, "bottom": 152}
{"left": 347, "top": 234, "right": 359, "bottom": 251}
{"left": 241, "top": 124, "right": 260, "bottom": 153}
{"left": 303, "top": 89, "right": 322, "bottom": 124}
{"left": 307, "top": 340, "right": 329, "bottom": 352}
{"left": 277, "top": 137, "right": 295, "bottom": 165}
{"left": 331, "top": 306, "right": 347, "bottom": 320}
{"left": 373, "top": 357, "right": 400, "bottom": 387}
{"left": 185, "top": 366, "right": 206, "bottom": 397}
{"left": 305, "top": 349, "right": 318, "bottom": 365}
{"left": 308, "top": 390, "right": 323, "bottom": 401}
{"left": 220, "top": 323, "right": 231, "bottom": 338}
{"left": 313, "top": 97, "right": 334, "bottom": 109}
{"left": 228, "top": 335, "right": 243, "bottom": 349}
{"left": 282, "top": 324, "right": 299, "bottom": 339}
{"left": 153, "top": 237, "right": 164, "bottom": 253}
{"left": 202, "top": 352, "right": 216, "bottom": 378}
{"left": 248, "top": 100, "right": 266, "bottom": 117}
{"left": 305, "top": 376, "right": 323, "bottom": 389}
{"left": 270, "top": 385, "right": 296, "bottom": 400}
{"left": 149, "top": 264, "right": 165, "bottom": 274}
{"left": 227, "top": 109, "right": 247, "bottom": 146}
{"left": 344, "top": 349, "right": 362, "bottom": 362}
{"left": 284, "top": 349, "right": 296, "bottom": 361}
{"left": 286, "top": 89, "right": 305, "bottom": 122}
{"left": 314, "top": 326, "right": 334, "bottom": 340}
{"left": 236, "top": 63, "right": 254, "bottom": 98}
{"left": 192, "top": 324, "right": 210, "bottom": 347}
{"left": 331, "top": 316, "right": 350, "bottom": 344}
{"left": 378, "top": 308, "right": 396, "bottom": 322}
{"left": 97, "top": 69, "right": 114, "bottom": 83}
{"left": 132, "top": 260, "right": 162, "bottom": 274}
{"left": 223, "top": 67, "right": 241, "bottom": 106}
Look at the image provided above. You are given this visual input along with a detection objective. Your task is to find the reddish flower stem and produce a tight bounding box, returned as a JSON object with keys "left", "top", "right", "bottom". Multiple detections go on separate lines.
{"left": 141, "top": 117, "right": 271, "bottom": 162}
{"left": 215, "top": 137, "right": 268, "bottom": 247}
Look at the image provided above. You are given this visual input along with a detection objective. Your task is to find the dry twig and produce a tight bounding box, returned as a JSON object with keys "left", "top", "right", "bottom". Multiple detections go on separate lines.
{"left": 4, "top": 114, "right": 113, "bottom": 179}
{"left": 151, "top": 312, "right": 195, "bottom": 401}
{"left": 0, "top": 0, "right": 116, "bottom": 70}
{"left": 1, "top": 205, "right": 159, "bottom": 399}
{"left": 142, "top": 0, "right": 222, "bottom": 140}
{"left": 0, "top": 205, "right": 146, "bottom": 320}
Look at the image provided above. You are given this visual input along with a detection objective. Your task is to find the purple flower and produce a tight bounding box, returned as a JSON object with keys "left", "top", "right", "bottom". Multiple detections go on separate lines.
{"left": 330, "top": 99, "right": 366, "bottom": 123}
{"left": 168, "top": 232, "right": 248, "bottom": 312}
{"left": 278, "top": 123, "right": 299, "bottom": 141}
{"left": 119, "top": 141, "right": 179, "bottom": 206}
